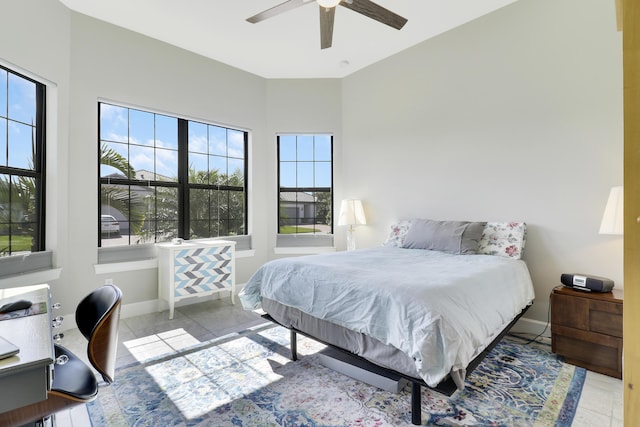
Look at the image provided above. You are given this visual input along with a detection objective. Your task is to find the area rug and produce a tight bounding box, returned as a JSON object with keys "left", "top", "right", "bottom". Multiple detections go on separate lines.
{"left": 87, "top": 325, "right": 585, "bottom": 426}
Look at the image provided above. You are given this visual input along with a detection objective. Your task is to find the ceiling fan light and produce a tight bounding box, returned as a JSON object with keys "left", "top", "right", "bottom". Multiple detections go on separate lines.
{"left": 317, "top": 0, "right": 341, "bottom": 8}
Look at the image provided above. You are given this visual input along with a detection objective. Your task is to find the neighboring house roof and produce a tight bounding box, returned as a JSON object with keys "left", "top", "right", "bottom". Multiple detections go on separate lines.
{"left": 279, "top": 192, "right": 316, "bottom": 203}
{"left": 103, "top": 172, "right": 126, "bottom": 179}
{"left": 102, "top": 170, "right": 174, "bottom": 182}
{"left": 135, "top": 170, "right": 173, "bottom": 182}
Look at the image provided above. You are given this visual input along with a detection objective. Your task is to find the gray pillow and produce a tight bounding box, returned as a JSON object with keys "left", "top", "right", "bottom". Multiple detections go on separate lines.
{"left": 401, "top": 219, "right": 487, "bottom": 254}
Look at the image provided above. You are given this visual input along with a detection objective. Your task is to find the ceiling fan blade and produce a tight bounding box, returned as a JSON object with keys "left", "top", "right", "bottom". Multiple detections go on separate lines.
{"left": 319, "top": 6, "right": 336, "bottom": 49}
{"left": 340, "top": 0, "right": 407, "bottom": 30}
{"left": 247, "top": 0, "right": 309, "bottom": 24}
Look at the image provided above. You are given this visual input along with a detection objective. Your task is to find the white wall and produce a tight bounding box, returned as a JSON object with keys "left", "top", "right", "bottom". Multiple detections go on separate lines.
{"left": 0, "top": 0, "right": 623, "bottom": 328}
{"left": 342, "top": 0, "right": 623, "bottom": 323}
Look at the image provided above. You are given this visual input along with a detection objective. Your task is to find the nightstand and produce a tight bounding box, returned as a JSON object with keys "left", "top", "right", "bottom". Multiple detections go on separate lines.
{"left": 551, "top": 286, "right": 623, "bottom": 379}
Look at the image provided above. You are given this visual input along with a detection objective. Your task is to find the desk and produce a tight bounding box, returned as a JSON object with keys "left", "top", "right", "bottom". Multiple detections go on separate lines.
{"left": 0, "top": 284, "right": 54, "bottom": 414}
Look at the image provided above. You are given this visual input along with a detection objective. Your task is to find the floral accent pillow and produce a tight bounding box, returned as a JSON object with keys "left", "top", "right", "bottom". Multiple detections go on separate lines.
{"left": 382, "top": 220, "right": 413, "bottom": 247}
{"left": 477, "top": 222, "right": 527, "bottom": 259}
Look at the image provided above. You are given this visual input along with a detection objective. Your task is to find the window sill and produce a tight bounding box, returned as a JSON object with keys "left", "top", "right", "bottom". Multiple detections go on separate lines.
{"left": 273, "top": 246, "right": 336, "bottom": 255}
{"left": 0, "top": 268, "right": 62, "bottom": 288}
{"left": 93, "top": 249, "right": 256, "bottom": 275}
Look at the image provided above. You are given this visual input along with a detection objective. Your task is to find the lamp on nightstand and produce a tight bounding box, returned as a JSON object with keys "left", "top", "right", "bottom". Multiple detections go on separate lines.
{"left": 599, "top": 186, "right": 623, "bottom": 235}
{"left": 337, "top": 199, "right": 366, "bottom": 251}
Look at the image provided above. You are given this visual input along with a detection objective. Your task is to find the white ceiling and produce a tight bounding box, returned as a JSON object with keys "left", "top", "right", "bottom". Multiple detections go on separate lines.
{"left": 58, "top": 0, "right": 519, "bottom": 79}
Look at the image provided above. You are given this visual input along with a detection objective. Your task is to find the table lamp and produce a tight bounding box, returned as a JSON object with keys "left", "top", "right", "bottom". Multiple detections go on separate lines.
{"left": 599, "top": 186, "right": 623, "bottom": 235}
{"left": 337, "top": 199, "right": 366, "bottom": 251}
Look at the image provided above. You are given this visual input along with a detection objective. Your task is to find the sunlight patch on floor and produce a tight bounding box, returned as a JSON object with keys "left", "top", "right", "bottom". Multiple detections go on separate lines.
{"left": 141, "top": 334, "right": 287, "bottom": 420}
{"left": 124, "top": 328, "right": 201, "bottom": 362}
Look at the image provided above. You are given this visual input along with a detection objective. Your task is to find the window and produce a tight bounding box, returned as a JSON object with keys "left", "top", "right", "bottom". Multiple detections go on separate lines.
{"left": 99, "top": 102, "right": 247, "bottom": 248}
{"left": 277, "top": 134, "right": 332, "bottom": 236}
{"left": 0, "top": 65, "right": 45, "bottom": 257}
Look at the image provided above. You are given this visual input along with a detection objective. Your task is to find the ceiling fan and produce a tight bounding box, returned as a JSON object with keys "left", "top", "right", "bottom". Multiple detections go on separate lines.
{"left": 246, "top": 0, "right": 408, "bottom": 49}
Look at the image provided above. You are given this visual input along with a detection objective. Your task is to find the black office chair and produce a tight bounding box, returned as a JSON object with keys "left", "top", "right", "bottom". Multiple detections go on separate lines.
{"left": 0, "top": 284, "right": 122, "bottom": 427}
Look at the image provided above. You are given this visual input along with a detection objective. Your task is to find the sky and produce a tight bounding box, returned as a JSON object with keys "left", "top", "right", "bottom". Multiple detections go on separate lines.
{"left": 278, "top": 134, "right": 332, "bottom": 189}
{"left": 99, "top": 103, "right": 332, "bottom": 190}
{"left": 1, "top": 69, "right": 37, "bottom": 171}
{"left": 99, "top": 103, "right": 245, "bottom": 182}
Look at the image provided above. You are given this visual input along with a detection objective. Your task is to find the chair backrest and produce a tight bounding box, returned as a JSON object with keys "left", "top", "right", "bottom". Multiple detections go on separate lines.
{"left": 75, "top": 284, "right": 123, "bottom": 383}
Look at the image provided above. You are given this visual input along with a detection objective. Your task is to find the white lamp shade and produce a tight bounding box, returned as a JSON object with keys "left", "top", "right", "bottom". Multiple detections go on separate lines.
{"left": 337, "top": 199, "right": 366, "bottom": 226}
{"left": 599, "top": 186, "right": 623, "bottom": 235}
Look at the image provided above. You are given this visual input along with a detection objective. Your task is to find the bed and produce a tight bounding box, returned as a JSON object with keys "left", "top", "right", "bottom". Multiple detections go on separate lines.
{"left": 239, "top": 220, "right": 535, "bottom": 424}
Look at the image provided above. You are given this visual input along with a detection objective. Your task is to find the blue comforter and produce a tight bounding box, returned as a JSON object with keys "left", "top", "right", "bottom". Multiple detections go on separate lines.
{"left": 239, "top": 246, "right": 535, "bottom": 388}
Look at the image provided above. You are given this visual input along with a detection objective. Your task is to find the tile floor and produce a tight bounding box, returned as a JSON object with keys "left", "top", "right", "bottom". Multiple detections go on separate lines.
{"left": 53, "top": 298, "right": 624, "bottom": 427}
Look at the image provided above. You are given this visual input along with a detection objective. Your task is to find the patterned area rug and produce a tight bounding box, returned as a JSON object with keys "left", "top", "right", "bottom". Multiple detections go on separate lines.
{"left": 87, "top": 325, "right": 585, "bottom": 426}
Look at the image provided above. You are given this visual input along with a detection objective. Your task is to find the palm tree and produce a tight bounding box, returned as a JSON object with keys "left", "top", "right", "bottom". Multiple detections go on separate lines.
{"left": 100, "top": 143, "right": 146, "bottom": 236}
{"left": 0, "top": 126, "right": 38, "bottom": 255}
{"left": 0, "top": 174, "right": 37, "bottom": 255}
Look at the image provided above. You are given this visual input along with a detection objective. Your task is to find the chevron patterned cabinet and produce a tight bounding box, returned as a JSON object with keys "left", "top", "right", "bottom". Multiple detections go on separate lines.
{"left": 157, "top": 240, "right": 236, "bottom": 319}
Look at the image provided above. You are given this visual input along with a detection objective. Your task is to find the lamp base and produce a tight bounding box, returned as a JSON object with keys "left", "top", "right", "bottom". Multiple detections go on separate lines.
{"left": 346, "top": 227, "right": 356, "bottom": 251}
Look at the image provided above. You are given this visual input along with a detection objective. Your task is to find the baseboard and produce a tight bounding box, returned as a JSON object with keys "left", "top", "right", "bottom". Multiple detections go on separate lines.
{"left": 120, "top": 298, "right": 162, "bottom": 320}
{"left": 119, "top": 284, "right": 247, "bottom": 320}
{"left": 511, "top": 316, "right": 551, "bottom": 344}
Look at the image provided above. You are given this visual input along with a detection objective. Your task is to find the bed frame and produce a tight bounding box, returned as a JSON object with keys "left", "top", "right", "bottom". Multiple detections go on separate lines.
{"left": 263, "top": 303, "right": 531, "bottom": 425}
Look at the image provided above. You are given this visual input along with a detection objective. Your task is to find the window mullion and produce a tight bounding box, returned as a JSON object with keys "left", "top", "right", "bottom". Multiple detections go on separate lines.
{"left": 35, "top": 82, "right": 45, "bottom": 250}
{"left": 178, "top": 119, "right": 189, "bottom": 239}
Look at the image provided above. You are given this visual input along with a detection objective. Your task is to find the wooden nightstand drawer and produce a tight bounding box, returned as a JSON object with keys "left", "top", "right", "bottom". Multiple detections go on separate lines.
{"left": 552, "top": 331, "right": 621, "bottom": 378}
{"left": 590, "top": 309, "right": 622, "bottom": 337}
{"left": 551, "top": 293, "right": 589, "bottom": 329}
{"left": 550, "top": 286, "right": 623, "bottom": 379}
{"left": 590, "top": 299, "right": 623, "bottom": 315}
